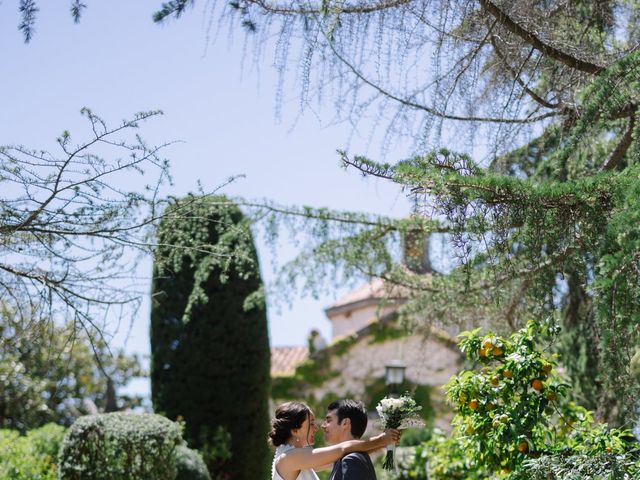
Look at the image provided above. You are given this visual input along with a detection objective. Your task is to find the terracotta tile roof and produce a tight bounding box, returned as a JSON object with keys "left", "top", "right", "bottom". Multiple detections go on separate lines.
{"left": 270, "top": 346, "right": 308, "bottom": 376}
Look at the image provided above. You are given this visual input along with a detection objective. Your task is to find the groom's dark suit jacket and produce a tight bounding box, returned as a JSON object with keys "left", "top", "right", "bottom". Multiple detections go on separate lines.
{"left": 329, "top": 452, "right": 377, "bottom": 480}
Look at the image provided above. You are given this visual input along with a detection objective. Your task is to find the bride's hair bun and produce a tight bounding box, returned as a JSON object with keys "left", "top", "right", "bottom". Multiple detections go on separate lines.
{"left": 268, "top": 401, "right": 312, "bottom": 447}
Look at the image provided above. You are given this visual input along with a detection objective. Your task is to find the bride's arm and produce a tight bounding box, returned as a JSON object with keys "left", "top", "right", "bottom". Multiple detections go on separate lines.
{"left": 278, "top": 430, "right": 399, "bottom": 472}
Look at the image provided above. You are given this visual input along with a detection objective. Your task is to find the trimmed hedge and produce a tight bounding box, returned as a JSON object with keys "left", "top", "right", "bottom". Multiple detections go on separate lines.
{"left": 175, "top": 444, "right": 211, "bottom": 480}
{"left": 151, "top": 195, "right": 271, "bottom": 480}
{"left": 58, "top": 412, "right": 182, "bottom": 480}
{"left": 0, "top": 423, "right": 65, "bottom": 480}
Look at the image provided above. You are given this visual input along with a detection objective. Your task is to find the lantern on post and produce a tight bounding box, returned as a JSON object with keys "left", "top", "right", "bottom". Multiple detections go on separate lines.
{"left": 385, "top": 360, "right": 406, "bottom": 397}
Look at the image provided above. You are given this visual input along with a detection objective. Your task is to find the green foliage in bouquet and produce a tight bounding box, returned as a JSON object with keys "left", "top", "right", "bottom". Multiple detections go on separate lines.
{"left": 150, "top": 194, "right": 270, "bottom": 480}
{"left": 0, "top": 423, "right": 66, "bottom": 480}
{"left": 58, "top": 412, "right": 182, "bottom": 479}
{"left": 398, "top": 321, "right": 638, "bottom": 479}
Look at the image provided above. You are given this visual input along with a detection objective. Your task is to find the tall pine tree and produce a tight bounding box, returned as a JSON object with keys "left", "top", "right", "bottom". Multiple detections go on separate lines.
{"left": 148, "top": 0, "right": 640, "bottom": 424}
{"left": 150, "top": 194, "right": 270, "bottom": 480}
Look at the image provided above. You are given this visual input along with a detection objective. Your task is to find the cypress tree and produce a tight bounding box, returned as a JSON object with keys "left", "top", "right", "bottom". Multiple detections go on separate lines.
{"left": 150, "top": 195, "right": 270, "bottom": 480}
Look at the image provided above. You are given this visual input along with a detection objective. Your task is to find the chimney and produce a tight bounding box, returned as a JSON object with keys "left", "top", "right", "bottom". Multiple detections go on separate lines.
{"left": 403, "top": 229, "right": 432, "bottom": 274}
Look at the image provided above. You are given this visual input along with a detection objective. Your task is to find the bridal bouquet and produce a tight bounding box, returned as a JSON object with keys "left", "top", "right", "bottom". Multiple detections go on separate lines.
{"left": 376, "top": 394, "right": 424, "bottom": 471}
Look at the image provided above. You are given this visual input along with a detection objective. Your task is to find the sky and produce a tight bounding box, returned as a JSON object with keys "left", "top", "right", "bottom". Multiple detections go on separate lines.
{"left": 0, "top": 1, "right": 413, "bottom": 381}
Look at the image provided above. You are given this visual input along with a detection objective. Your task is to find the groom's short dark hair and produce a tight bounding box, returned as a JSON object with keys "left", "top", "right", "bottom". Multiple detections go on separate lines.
{"left": 327, "top": 399, "right": 368, "bottom": 438}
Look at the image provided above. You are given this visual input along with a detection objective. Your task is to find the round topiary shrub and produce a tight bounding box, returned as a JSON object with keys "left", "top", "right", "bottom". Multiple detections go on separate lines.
{"left": 174, "top": 444, "right": 211, "bottom": 480}
{"left": 58, "top": 412, "right": 182, "bottom": 480}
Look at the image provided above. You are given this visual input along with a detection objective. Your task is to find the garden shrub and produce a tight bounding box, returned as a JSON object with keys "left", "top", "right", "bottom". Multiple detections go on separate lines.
{"left": 58, "top": 412, "right": 182, "bottom": 480}
{"left": 517, "top": 450, "right": 640, "bottom": 479}
{"left": 0, "top": 423, "right": 65, "bottom": 480}
{"left": 395, "top": 430, "right": 487, "bottom": 480}
{"left": 397, "top": 321, "right": 639, "bottom": 479}
{"left": 175, "top": 444, "right": 211, "bottom": 480}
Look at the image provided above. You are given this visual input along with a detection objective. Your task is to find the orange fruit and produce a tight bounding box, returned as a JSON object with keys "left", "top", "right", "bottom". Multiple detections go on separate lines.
{"left": 491, "top": 376, "right": 500, "bottom": 387}
{"left": 531, "top": 379, "right": 544, "bottom": 391}
{"left": 606, "top": 447, "right": 612, "bottom": 453}
{"left": 502, "top": 369, "right": 513, "bottom": 379}
{"left": 479, "top": 348, "right": 488, "bottom": 357}
{"left": 542, "top": 363, "right": 552, "bottom": 374}
{"left": 492, "top": 346, "right": 503, "bottom": 356}
{"left": 482, "top": 338, "right": 494, "bottom": 350}
{"left": 518, "top": 441, "right": 528, "bottom": 453}
{"left": 469, "top": 399, "right": 479, "bottom": 411}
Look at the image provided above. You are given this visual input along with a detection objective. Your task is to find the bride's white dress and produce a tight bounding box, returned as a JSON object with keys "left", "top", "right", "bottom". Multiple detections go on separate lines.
{"left": 271, "top": 444, "right": 319, "bottom": 480}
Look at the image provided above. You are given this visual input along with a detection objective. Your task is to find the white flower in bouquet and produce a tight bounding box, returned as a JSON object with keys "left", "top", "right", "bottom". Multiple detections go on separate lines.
{"left": 376, "top": 394, "right": 425, "bottom": 471}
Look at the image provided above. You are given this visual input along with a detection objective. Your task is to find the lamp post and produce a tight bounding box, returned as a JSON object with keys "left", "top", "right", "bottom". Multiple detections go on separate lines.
{"left": 385, "top": 360, "right": 406, "bottom": 397}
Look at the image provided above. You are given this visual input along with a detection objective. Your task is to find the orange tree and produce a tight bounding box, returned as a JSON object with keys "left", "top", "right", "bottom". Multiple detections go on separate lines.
{"left": 424, "top": 320, "right": 636, "bottom": 478}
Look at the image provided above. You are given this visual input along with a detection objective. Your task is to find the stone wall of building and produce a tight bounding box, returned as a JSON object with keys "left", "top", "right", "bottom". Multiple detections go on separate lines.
{"left": 304, "top": 333, "right": 462, "bottom": 431}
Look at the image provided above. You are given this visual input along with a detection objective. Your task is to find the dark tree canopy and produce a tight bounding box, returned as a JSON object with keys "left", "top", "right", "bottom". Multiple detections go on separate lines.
{"left": 150, "top": 195, "right": 270, "bottom": 480}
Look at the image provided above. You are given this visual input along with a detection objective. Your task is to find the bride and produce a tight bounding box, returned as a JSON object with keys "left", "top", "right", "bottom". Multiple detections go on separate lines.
{"left": 269, "top": 401, "right": 400, "bottom": 480}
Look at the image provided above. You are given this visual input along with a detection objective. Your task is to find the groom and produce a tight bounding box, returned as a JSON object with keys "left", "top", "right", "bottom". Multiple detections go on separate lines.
{"left": 322, "top": 399, "right": 377, "bottom": 480}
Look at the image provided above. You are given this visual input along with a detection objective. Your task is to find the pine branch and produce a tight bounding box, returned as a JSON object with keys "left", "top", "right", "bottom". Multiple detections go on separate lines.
{"left": 246, "top": 0, "right": 412, "bottom": 16}
{"left": 153, "top": 0, "right": 195, "bottom": 23}
{"left": 18, "top": 0, "right": 39, "bottom": 43}
{"left": 70, "top": 0, "right": 87, "bottom": 23}
{"left": 479, "top": 0, "right": 605, "bottom": 74}
{"left": 601, "top": 113, "right": 637, "bottom": 171}
{"left": 490, "top": 36, "right": 559, "bottom": 110}
{"left": 325, "top": 33, "right": 560, "bottom": 125}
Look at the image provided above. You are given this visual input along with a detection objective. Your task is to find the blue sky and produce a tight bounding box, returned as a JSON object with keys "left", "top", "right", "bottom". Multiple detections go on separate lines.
{"left": 0, "top": 1, "right": 412, "bottom": 366}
